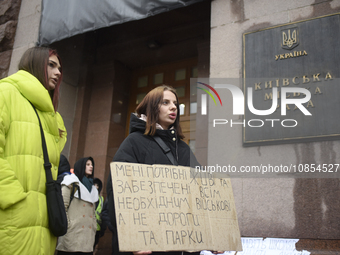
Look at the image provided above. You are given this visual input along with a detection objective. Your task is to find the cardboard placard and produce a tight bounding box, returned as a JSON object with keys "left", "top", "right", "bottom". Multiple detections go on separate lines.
{"left": 110, "top": 162, "right": 242, "bottom": 252}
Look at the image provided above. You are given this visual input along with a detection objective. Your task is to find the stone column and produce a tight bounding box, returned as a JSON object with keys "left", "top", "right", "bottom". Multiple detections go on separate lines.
{"left": 69, "top": 59, "right": 131, "bottom": 196}
{"left": 8, "top": 0, "right": 41, "bottom": 75}
{"left": 0, "top": 0, "right": 21, "bottom": 78}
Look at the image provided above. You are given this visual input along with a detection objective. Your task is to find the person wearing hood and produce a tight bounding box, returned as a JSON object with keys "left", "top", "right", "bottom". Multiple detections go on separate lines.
{"left": 106, "top": 85, "right": 201, "bottom": 255}
{"left": 58, "top": 154, "right": 72, "bottom": 182}
{"left": 0, "top": 46, "right": 67, "bottom": 255}
{"left": 56, "top": 157, "right": 99, "bottom": 255}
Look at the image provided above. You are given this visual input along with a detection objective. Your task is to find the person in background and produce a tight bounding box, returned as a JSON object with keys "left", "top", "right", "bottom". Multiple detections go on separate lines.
{"left": 0, "top": 46, "right": 67, "bottom": 255}
{"left": 106, "top": 85, "right": 201, "bottom": 255}
{"left": 58, "top": 154, "right": 72, "bottom": 182}
{"left": 56, "top": 157, "right": 98, "bottom": 255}
{"left": 93, "top": 178, "right": 106, "bottom": 251}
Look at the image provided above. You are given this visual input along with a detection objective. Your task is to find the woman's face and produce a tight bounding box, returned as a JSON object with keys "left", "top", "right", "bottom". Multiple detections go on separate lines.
{"left": 85, "top": 160, "right": 93, "bottom": 177}
{"left": 46, "top": 54, "right": 61, "bottom": 91}
{"left": 158, "top": 90, "right": 178, "bottom": 130}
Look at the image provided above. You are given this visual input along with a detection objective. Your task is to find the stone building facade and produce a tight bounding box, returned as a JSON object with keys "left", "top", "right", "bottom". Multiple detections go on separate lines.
{"left": 5, "top": 0, "right": 340, "bottom": 254}
{"left": 0, "top": 0, "right": 21, "bottom": 78}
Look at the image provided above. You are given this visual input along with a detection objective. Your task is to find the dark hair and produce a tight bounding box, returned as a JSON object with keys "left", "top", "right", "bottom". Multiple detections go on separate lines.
{"left": 136, "top": 85, "right": 184, "bottom": 139}
{"left": 93, "top": 178, "right": 103, "bottom": 194}
{"left": 58, "top": 154, "right": 70, "bottom": 176}
{"left": 18, "top": 46, "right": 62, "bottom": 111}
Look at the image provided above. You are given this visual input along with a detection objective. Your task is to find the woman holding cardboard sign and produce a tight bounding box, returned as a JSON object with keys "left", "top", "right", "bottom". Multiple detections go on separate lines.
{"left": 106, "top": 85, "right": 203, "bottom": 255}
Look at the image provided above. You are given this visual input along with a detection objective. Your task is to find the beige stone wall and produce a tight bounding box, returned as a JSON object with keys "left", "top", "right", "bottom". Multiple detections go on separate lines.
{"left": 0, "top": 0, "right": 21, "bottom": 78}
{"left": 58, "top": 80, "right": 78, "bottom": 158}
{"left": 8, "top": 0, "right": 40, "bottom": 75}
{"left": 209, "top": 0, "right": 340, "bottom": 239}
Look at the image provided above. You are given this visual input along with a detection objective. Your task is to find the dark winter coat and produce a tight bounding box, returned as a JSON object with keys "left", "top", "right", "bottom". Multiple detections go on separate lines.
{"left": 58, "top": 154, "right": 71, "bottom": 176}
{"left": 106, "top": 113, "right": 200, "bottom": 255}
{"left": 57, "top": 154, "right": 71, "bottom": 183}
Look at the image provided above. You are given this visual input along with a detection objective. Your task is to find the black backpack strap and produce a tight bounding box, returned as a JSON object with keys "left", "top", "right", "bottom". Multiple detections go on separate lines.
{"left": 68, "top": 183, "right": 80, "bottom": 208}
{"left": 30, "top": 103, "right": 53, "bottom": 183}
{"left": 153, "top": 136, "right": 178, "bottom": 166}
{"left": 68, "top": 183, "right": 75, "bottom": 209}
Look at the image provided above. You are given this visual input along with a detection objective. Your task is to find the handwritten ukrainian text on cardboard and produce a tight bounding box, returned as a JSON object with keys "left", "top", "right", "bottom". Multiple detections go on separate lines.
{"left": 110, "top": 162, "right": 242, "bottom": 252}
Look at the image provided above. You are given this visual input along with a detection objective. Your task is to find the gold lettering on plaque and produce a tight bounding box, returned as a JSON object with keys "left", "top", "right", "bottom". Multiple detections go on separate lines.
{"left": 264, "top": 93, "right": 272, "bottom": 101}
{"left": 292, "top": 77, "right": 299, "bottom": 85}
{"left": 254, "top": 82, "right": 262, "bottom": 90}
{"left": 302, "top": 75, "right": 310, "bottom": 84}
{"left": 264, "top": 91, "right": 280, "bottom": 101}
{"left": 254, "top": 72, "right": 332, "bottom": 92}
{"left": 265, "top": 81, "right": 273, "bottom": 89}
{"left": 325, "top": 72, "right": 333, "bottom": 80}
{"left": 276, "top": 79, "right": 280, "bottom": 87}
{"left": 274, "top": 50, "right": 307, "bottom": 61}
{"left": 306, "top": 100, "right": 314, "bottom": 108}
{"left": 313, "top": 73, "right": 321, "bottom": 82}
{"left": 282, "top": 78, "right": 290, "bottom": 86}
{"left": 314, "top": 87, "right": 322, "bottom": 95}
{"left": 293, "top": 92, "right": 300, "bottom": 97}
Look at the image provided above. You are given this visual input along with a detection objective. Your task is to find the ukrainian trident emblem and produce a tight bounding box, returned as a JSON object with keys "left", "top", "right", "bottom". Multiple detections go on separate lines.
{"left": 281, "top": 27, "right": 299, "bottom": 50}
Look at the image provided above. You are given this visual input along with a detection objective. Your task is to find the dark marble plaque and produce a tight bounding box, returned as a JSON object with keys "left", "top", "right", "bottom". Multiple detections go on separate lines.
{"left": 243, "top": 14, "right": 340, "bottom": 146}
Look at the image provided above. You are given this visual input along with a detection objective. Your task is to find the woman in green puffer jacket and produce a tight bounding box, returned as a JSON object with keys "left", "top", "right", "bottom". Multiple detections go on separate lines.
{"left": 0, "top": 47, "right": 67, "bottom": 255}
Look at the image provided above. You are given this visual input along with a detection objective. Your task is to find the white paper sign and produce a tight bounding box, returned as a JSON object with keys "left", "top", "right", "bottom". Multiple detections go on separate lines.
{"left": 202, "top": 238, "right": 311, "bottom": 255}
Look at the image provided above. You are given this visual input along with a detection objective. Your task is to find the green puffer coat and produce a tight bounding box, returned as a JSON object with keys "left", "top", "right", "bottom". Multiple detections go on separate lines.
{"left": 0, "top": 70, "right": 67, "bottom": 255}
